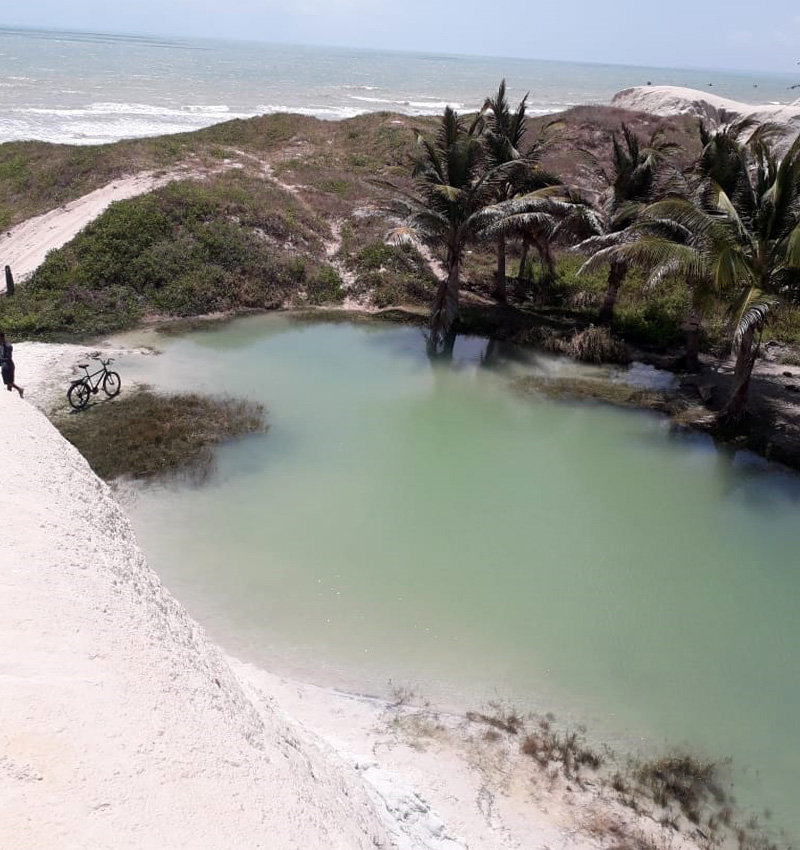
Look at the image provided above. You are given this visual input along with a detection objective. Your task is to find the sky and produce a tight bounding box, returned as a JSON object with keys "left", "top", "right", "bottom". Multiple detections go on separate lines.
{"left": 2, "top": 0, "right": 800, "bottom": 74}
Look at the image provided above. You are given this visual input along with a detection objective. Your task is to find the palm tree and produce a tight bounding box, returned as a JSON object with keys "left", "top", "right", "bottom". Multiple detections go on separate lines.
{"left": 481, "top": 187, "right": 601, "bottom": 296}
{"left": 482, "top": 80, "right": 562, "bottom": 302}
{"left": 580, "top": 198, "right": 742, "bottom": 372}
{"left": 389, "top": 106, "right": 505, "bottom": 354}
{"left": 581, "top": 128, "right": 800, "bottom": 416}
{"left": 577, "top": 125, "right": 681, "bottom": 324}
{"left": 715, "top": 131, "right": 800, "bottom": 423}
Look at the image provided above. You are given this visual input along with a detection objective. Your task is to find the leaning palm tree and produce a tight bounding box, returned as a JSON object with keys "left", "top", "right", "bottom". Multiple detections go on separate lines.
{"left": 482, "top": 80, "right": 563, "bottom": 302}
{"left": 576, "top": 125, "right": 682, "bottom": 324}
{"left": 714, "top": 131, "right": 800, "bottom": 423}
{"left": 389, "top": 106, "right": 505, "bottom": 354}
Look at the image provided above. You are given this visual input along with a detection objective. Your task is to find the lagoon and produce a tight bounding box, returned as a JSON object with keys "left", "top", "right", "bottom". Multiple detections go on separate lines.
{"left": 113, "top": 314, "right": 800, "bottom": 838}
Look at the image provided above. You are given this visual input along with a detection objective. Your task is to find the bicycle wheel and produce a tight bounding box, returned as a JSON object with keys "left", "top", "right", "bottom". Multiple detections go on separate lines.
{"left": 103, "top": 371, "right": 121, "bottom": 398}
{"left": 68, "top": 380, "right": 91, "bottom": 410}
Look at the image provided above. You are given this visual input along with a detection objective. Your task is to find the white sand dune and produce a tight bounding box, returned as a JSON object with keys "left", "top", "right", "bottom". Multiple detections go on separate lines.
{"left": 612, "top": 85, "right": 800, "bottom": 143}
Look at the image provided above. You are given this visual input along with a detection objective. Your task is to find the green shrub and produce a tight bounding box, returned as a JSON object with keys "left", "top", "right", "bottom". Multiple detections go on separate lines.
{"left": 0, "top": 173, "right": 334, "bottom": 339}
{"left": 306, "top": 266, "right": 344, "bottom": 305}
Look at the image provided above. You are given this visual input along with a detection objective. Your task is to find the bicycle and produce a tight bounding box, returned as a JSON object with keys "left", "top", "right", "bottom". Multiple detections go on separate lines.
{"left": 67, "top": 356, "right": 122, "bottom": 410}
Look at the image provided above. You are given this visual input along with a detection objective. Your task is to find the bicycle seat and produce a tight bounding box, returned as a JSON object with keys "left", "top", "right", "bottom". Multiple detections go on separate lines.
{"left": 78, "top": 363, "right": 89, "bottom": 369}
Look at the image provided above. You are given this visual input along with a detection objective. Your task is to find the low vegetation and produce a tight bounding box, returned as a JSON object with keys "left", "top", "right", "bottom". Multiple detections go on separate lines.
{"left": 54, "top": 388, "right": 267, "bottom": 482}
{"left": 0, "top": 172, "right": 344, "bottom": 338}
{"left": 457, "top": 702, "right": 783, "bottom": 850}
{"left": 344, "top": 238, "right": 437, "bottom": 309}
{"left": 635, "top": 752, "right": 728, "bottom": 825}
{"left": 465, "top": 704, "right": 525, "bottom": 735}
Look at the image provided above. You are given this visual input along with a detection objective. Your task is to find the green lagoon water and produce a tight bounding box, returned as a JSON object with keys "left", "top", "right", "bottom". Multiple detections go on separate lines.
{"left": 112, "top": 315, "right": 800, "bottom": 837}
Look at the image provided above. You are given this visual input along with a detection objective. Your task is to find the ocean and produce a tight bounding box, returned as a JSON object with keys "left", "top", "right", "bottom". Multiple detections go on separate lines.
{"left": 1, "top": 26, "right": 798, "bottom": 145}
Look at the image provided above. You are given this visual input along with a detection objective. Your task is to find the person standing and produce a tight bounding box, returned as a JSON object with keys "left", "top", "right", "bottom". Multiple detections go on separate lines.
{"left": 0, "top": 330, "right": 24, "bottom": 398}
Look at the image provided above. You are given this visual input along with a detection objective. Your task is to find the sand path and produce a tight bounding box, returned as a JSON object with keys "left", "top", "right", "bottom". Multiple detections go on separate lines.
{"left": 0, "top": 158, "right": 249, "bottom": 290}
{"left": 0, "top": 171, "right": 180, "bottom": 287}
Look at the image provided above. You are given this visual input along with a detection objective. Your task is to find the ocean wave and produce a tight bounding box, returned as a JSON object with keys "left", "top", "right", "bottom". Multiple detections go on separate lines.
{"left": 11, "top": 102, "right": 235, "bottom": 118}
{"left": 257, "top": 103, "right": 365, "bottom": 120}
{"left": 347, "top": 94, "right": 467, "bottom": 111}
{"left": 0, "top": 109, "right": 254, "bottom": 146}
{"left": 347, "top": 95, "right": 396, "bottom": 105}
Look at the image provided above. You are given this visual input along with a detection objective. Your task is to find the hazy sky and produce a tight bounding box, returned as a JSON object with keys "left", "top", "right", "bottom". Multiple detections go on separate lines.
{"left": 3, "top": 1, "right": 800, "bottom": 73}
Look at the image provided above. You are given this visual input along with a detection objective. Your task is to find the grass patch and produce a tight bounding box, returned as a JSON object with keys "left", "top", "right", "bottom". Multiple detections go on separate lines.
{"left": 346, "top": 239, "right": 436, "bottom": 308}
{"left": 54, "top": 388, "right": 267, "bottom": 482}
{"left": 564, "top": 324, "right": 630, "bottom": 364}
{"left": 514, "top": 375, "right": 669, "bottom": 412}
{"left": 466, "top": 704, "right": 525, "bottom": 735}
{"left": 305, "top": 265, "right": 345, "bottom": 305}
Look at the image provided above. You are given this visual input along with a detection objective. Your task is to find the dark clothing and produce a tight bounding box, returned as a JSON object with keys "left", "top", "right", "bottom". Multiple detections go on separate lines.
{"left": 1, "top": 342, "right": 14, "bottom": 387}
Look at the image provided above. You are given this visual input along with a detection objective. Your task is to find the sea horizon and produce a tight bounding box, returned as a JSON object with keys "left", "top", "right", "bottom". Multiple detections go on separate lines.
{"left": 3, "top": 23, "right": 799, "bottom": 80}
{"left": 1, "top": 25, "right": 798, "bottom": 146}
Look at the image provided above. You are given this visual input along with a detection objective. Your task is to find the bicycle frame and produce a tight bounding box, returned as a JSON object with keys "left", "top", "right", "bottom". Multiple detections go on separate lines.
{"left": 75, "top": 360, "right": 112, "bottom": 392}
{"left": 67, "top": 356, "right": 121, "bottom": 411}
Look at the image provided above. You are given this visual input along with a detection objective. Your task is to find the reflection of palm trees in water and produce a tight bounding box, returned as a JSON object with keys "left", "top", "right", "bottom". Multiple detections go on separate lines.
{"left": 425, "top": 328, "right": 456, "bottom": 363}
{"left": 480, "top": 337, "right": 499, "bottom": 369}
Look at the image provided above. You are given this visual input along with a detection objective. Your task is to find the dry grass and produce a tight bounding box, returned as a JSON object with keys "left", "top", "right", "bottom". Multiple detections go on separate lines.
{"left": 520, "top": 714, "right": 604, "bottom": 778}
{"left": 565, "top": 325, "right": 631, "bottom": 364}
{"left": 54, "top": 388, "right": 267, "bottom": 482}
{"left": 635, "top": 753, "right": 727, "bottom": 825}
{"left": 466, "top": 704, "right": 525, "bottom": 735}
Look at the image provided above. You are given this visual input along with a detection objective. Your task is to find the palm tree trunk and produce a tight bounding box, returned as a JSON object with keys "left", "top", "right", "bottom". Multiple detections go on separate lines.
{"left": 683, "top": 305, "right": 701, "bottom": 373}
{"left": 517, "top": 236, "right": 530, "bottom": 281}
{"left": 599, "top": 261, "right": 627, "bottom": 325}
{"left": 718, "top": 325, "right": 757, "bottom": 425}
{"left": 429, "top": 249, "right": 461, "bottom": 356}
{"left": 532, "top": 234, "right": 556, "bottom": 284}
{"left": 492, "top": 235, "right": 507, "bottom": 303}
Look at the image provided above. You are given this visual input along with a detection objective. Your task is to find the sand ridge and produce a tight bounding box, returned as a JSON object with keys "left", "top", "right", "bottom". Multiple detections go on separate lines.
{"left": 612, "top": 85, "right": 800, "bottom": 144}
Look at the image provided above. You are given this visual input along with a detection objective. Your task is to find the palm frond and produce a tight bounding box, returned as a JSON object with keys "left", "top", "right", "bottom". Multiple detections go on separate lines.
{"left": 729, "top": 287, "right": 779, "bottom": 347}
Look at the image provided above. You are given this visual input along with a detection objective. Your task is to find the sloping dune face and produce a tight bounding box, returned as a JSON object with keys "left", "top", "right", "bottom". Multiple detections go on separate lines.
{"left": 0, "top": 391, "right": 392, "bottom": 850}
{"left": 612, "top": 85, "right": 800, "bottom": 147}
